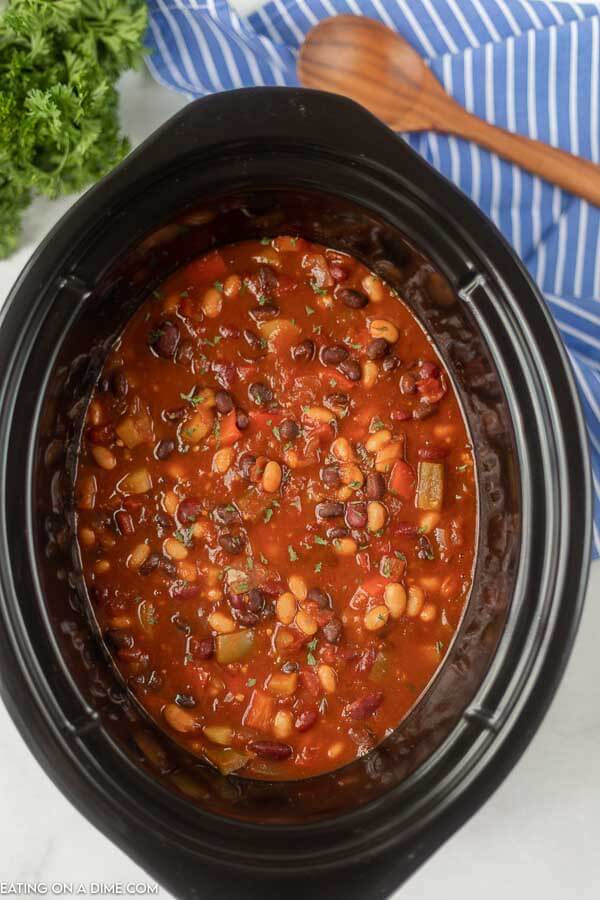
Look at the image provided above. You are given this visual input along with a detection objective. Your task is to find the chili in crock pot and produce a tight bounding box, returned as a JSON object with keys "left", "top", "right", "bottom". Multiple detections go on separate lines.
{"left": 75, "top": 237, "right": 476, "bottom": 780}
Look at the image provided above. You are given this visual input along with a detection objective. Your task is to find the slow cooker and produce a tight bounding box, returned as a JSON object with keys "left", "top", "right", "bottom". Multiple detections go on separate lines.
{"left": 0, "top": 88, "right": 591, "bottom": 899}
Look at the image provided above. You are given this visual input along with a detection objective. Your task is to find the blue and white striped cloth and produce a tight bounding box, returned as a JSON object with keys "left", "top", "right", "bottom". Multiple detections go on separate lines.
{"left": 146, "top": 0, "right": 600, "bottom": 558}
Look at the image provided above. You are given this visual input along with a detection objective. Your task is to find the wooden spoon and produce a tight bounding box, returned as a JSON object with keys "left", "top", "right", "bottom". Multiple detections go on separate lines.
{"left": 298, "top": 15, "right": 600, "bottom": 206}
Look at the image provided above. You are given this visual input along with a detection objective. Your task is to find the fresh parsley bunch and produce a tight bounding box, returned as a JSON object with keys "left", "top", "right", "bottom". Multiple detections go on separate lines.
{"left": 0, "top": 0, "right": 147, "bottom": 258}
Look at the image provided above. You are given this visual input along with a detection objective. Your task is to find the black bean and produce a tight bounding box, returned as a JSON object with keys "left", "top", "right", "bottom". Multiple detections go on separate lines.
{"left": 155, "top": 439, "right": 175, "bottom": 460}
{"left": 307, "top": 587, "right": 331, "bottom": 609}
{"left": 178, "top": 498, "right": 203, "bottom": 524}
{"left": 282, "top": 661, "right": 300, "bottom": 674}
{"left": 412, "top": 402, "right": 438, "bottom": 420}
{"left": 163, "top": 406, "right": 186, "bottom": 422}
{"left": 320, "top": 344, "right": 349, "bottom": 366}
{"left": 247, "top": 588, "right": 265, "bottom": 613}
{"left": 345, "top": 502, "right": 367, "bottom": 529}
{"left": 114, "top": 510, "right": 134, "bottom": 535}
{"left": 324, "top": 393, "right": 349, "bottom": 410}
{"left": 139, "top": 553, "right": 161, "bottom": 576}
{"left": 236, "top": 609, "right": 260, "bottom": 627}
{"left": 159, "top": 556, "right": 178, "bottom": 577}
{"left": 292, "top": 339, "right": 315, "bottom": 362}
{"left": 250, "top": 304, "right": 279, "bottom": 322}
{"left": 257, "top": 265, "right": 278, "bottom": 294}
{"left": 236, "top": 408, "right": 250, "bottom": 430}
{"left": 105, "top": 629, "right": 134, "bottom": 651}
{"left": 239, "top": 452, "right": 257, "bottom": 479}
{"left": 248, "top": 382, "right": 273, "bottom": 406}
{"left": 338, "top": 359, "right": 361, "bottom": 382}
{"left": 316, "top": 501, "right": 345, "bottom": 519}
{"left": 150, "top": 321, "right": 180, "bottom": 359}
{"left": 339, "top": 288, "right": 369, "bottom": 309}
{"left": 111, "top": 369, "right": 128, "bottom": 398}
{"left": 190, "top": 637, "right": 214, "bottom": 660}
{"left": 171, "top": 613, "right": 191, "bottom": 634}
{"left": 215, "top": 390, "right": 234, "bottom": 414}
{"left": 280, "top": 419, "right": 299, "bottom": 441}
{"left": 218, "top": 531, "right": 246, "bottom": 555}
{"left": 213, "top": 504, "right": 239, "bottom": 525}
{"left": 322, "top": 618, "right": 343, "bottom": 644}
{"left": 175, "top": 693, "right": 196, "bottom": 708}
{"left": 400, "top": 373, "right": 417, "bottom": 394}
{"left": 366, "top": 338, "right": 391, "bottom": 360}
{"left": 321, "top": 465, "right": 340, "bottom": 487}
{"left": 366, "top": 472, "right": 386, "bottom": 500}
{"left": 382, "top": 355, "right": 400, "bottom": 372}
{"left": 243, "top": 328, "right": 264, "bottom": 350}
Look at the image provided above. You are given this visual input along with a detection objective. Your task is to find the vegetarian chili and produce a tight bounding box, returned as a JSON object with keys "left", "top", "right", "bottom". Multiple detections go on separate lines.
{"left": 75, "top": 236, "right": 476, "bottom": 780}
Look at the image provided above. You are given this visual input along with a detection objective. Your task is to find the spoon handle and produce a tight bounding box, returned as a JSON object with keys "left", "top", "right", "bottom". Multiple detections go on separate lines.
{"left": 450, "top": 107, "right": 600, "bottom": 207}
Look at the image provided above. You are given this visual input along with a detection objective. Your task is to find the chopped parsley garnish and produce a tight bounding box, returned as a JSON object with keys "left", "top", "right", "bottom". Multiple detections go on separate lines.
{"left": 257, "top": 294, "right": 269, "bottom": 306}
{"left": 381, "top": 557, "right": 393, "bottom": 577}
{"left": 434, "top": 640, "right": 445, "bottom": 655}
{"left": 272, "top": 425, "right": 281, "bottom": 441}
{"left": 213, "top": 418, "right": 221, "bottom": 447}
{"left": 371, "top": 416, "right": 385, "bottom": 431}
{"left": 349, "top": 342, "right": 362, "bottom": 350}
{"left": 349, "top": 480, "right": 362, "bottom": 489}
{"left": 260, "top": 553, "right": 269, "bottom": 565}
{"left": 201, "top": 335, "right": 222, "bottom": 347}
{"left": 246, "top": 677, "right": 257, "bottom": 687}
{"left": 456, "top": 464, "right": 469, "bottom": 472}
{"left": 152, "top": 289, "right": 163, "bottom": 300}
{"left": 310, "top": 281, "right": 328, "bottom": 296}
{"left": 173, "top": 528, "right": 193, "bottom": 546}
{"left": 149, "top": 328, "right": 165, "bottom": 342}
{"left": 260, "top": 237, "right": 271, "bottom": 245}
{"left": 306, "top": 638, "right": 318, "bottom": 666}
{"left": 329, "top": 378, "right": 337, "bottom": 387}
{"left": 214, "top": 280, "right": 224, "bottom": 292}
{"left": 313, "top": 536, "right": 327, "bottom": 545}
{"left": 179, "top": 290, "right": 189, "bottom": 298}
{"left": 314, "top": 561, "right": 322, "bottom": 573}
{"left": 312, "top": 324, "right": 322, "bottom": 334}
{"left": 394, "top": 551, "right": 406, "bottom": 561}
{"left": 180, "top": 387, "right": 207, "bottom": 406}
{"left": 305, "top": 305, "right": 315, "bottom": 316}
{"left": 288, "top": 545, "right": 299, "bottom": 562}
{"left": 263, "top": 507, "right": 274, "bottom": 524}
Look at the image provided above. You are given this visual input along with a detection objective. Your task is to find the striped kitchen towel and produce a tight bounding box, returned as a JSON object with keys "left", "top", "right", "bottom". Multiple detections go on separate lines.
{"left": 146, "top": 0, "right": 600, "bottom": 558}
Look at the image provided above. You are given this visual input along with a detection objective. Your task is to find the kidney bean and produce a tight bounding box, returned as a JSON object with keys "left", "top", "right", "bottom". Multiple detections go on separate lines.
{"left": 212, "top": 361, "right": 236, "bottom": 390}
{"left": 172, "top": 583, "right": 200, "bottom": 602}
{"left": 324, "top": 392, "right": 349, "bottom": 410}
{"left": 150, "top": 321, "right": 179, "bottom": 359}
{"left": 163, "top": 406, "right": 186, "bottom": 422}
{"left": 320, "top": 344, "right": 348, "bottom": 366}
{"left": 213, "top": 504, "right": 239, "bottom": 525}
{"left": 327, "top": 526, "right": 349, "bottom": 539}
{"left": 366, "top": 338, "right": 391, "bottom": 360}
{"left": 391, "top": 406, "right": 412, "bottom": 422}
{"left": 218, "top": 531, "right": 246, "bottom": 555}
{"left": 400, "top": 373, "right": 416, "bottom": 394}
{"left": 366, "top": 472, "right": 386, "bottom": 500}
{"left": 248, "top": 382, "right": 273, "bottom": 406}
{"left": 178, "top": 498, "right": 204, "bottom": 524}
{"left": 243, "top": 328, "right": 264, "bottom": 350}
{"left": 257, "top": 265, "right": 278, "bottom": 294}
{"left": 322, "top": 618, "right": 343, "bottom": 644}
{"left": 155, "top": 439, "right": 175, "bottom": 460}
{"left": 248, "top": 741, "right": 293, "bottom": 760}
{"left": 280, "top": 419, "right": 299, "bottom": 440}
{"left": 292, "top": 339, "right": 315, "bottom": 362}
{"left": 316, "top": 501, "right": 345, "bottom": 519}
{"left": 382, "top": 355, "right": 401, "bottom": 372}
{"left": 321, "top": 465, "right": 340, "bottom": 487}
{"left": 338, "top": 359, "right": 361, "bottom": 382}
{"left": 394, "top": 522, "right": 419, "bottom": 538}
{"left": 215, "top": 390, "right": 234, "bottom": 414}
{"left": 346, "top": 691, "right": 383, "bottom": 720}
{"left": 87, "top": 424, "right": 115, "bottom": 445}
{"left": 115, "top": 510, "right": 135, "bottom": 535}
{"left": 190, "top": 637, "right": 214, "bottom": 660}
{"left": 295, "top": 709, "right": 318, "bottom": 732}
{"left": 139, "top": 552, "right": 161, "bottom": 576}
{"left": 307, "top": 587, "right": 331, "bottom": 609}
{"left": 111, "top": 369, "right": 128, "bottom": 398}
{"left": 345, "top": 502, "right": 367, "bottom": 529}
{"left": 419, "top": 361, "right": 440, "bottom": 379}
{"left": 250, "top": 304, "right": 279, "bottom": 321}
{"left": 339, "top": 288, "right": 369, "bottom": 309}
{"left": 417, "top": 444, "right": 449, "bottom": 460}
{"left": 329, "top": 263, "right": 348, "bottom": 282}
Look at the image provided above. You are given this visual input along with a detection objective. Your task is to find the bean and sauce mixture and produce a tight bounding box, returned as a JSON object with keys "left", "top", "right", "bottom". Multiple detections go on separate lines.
{"left": 76, "top": 236, "right": 476, "bottom": 780}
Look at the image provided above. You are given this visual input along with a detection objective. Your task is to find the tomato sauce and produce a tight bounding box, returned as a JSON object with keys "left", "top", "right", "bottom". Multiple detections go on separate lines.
{"left": 75, "top": 236, "right": 476, "bottom": 780}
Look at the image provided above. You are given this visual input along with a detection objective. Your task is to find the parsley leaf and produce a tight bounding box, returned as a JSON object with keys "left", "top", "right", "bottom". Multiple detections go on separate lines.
{"left": 305, "top": 305, "right": 315, "bottom": 316}
{"left": 288, "top": 545, "right": 299, "bottom": 562}
{"left": 260, "top": 236, "right": 271, "bottom": 245}
{"left": 246, "top": 677, "right": 257, "bottom": 687}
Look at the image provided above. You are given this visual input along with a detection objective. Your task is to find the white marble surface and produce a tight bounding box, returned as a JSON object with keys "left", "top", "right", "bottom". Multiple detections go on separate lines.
{"left": 1, "top": 55, "right": 599, "bottom": 900}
